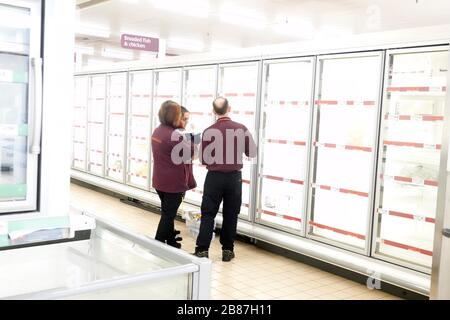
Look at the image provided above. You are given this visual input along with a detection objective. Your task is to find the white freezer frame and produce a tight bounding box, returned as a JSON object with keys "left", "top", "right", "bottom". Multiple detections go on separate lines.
{"left": 430, "top": 45, "right": 450, "bottom": 300}
{"left": 126, "top": 70, "right": 153, "bottom": 191}
{"left": 72, "top": 75, "right": 88, "bottom": 172}
{"left": 181, "top": 64, "right": 218, "bottom": 207}
{"left": 306, "top": 51, "right": 385, "bottom": 256}
{"left": 372, "top": 45, "right": 449, "bottom": 274}
{"left": 255, "top": 56, "right": 316, "bottom": 237}
{"left": 149, "top": 68, "right": 183, "bottom": 193}
{"left": 0, "top": 0, "right": 41, "bottom": 214}
{"left": 217, "top": 60, "right": 261, "bottom": 222}
{"left": 105, "top": 72, "right": 129, "bottom": 184}
{"left": 86, "top": 74, "right": 107, "bottom": 178}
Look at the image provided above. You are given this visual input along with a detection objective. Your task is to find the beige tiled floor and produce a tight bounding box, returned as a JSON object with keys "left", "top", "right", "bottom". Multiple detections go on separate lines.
{"left": 70, "top": 183, "right": 400, "bottom": 300}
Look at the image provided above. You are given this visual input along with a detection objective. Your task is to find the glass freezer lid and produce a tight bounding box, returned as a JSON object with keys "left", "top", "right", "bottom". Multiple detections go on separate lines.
{"left": 0, "top": 225, "right": 184, "bottom": 298}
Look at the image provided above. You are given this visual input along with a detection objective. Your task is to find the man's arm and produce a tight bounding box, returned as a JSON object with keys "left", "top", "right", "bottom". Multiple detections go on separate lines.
{"left": 200, "top": 131, "right": 210, "bottom": 165}
{"left": 245, "top": 128, "right": 257, "bottom": 158}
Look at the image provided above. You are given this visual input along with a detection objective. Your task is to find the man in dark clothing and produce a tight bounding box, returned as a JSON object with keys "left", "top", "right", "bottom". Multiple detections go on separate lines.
{"left": 194, "top": 97, "right": 257, "bottom": 261}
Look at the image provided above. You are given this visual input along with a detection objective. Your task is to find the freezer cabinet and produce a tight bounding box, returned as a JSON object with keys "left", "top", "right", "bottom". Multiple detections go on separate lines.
{"left": 127, "top": 71, "right": 152, "bottom": 189}
{"left": 307, "top": 52, "right": 384, "bottom": 252}
{"left": 105, "top": 72, "right": 128, "bottom": 183}
{"left": 0, "top": 1, "right": 41, "bottom": 214}
{"left": 257, "top": 58, "right": 314, "bottom": 233}
{"left": 218, "top": 62, "right": 259, "bottom": 220}
{"left": 87, "top": 75, "right": 107, "bottom": 177}
{"left": 72, "top": 76, "right": 88, "bottom": 171}
{"left": 150, "top": 69, "right": 182, "bottom": 190}
{"left": 373, "top": 47, "right": 448, "bottom": 271}
{"left": 182, "top": 66, "right": 217, "bottom": 205}
{"left": 0, "top": 212, "right": 211, "bottom": 300}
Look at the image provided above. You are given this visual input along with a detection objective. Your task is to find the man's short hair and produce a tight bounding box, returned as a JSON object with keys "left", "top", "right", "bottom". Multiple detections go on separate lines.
{"left": 213, "top": 97, "right": 229, "bottom": 116}
{"left": 158, "top": 100, "right": 181, "bottom": 127}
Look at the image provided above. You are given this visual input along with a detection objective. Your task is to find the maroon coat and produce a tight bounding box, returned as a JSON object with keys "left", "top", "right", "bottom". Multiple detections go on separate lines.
{"left": 151, "top": 124, "right": 197, "bottom": 193}
{"left": 200, "top": 117, "right": 257, "bottom": 172}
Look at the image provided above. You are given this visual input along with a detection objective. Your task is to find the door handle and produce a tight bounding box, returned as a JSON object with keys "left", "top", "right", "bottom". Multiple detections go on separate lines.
{"left": 30, "top": 57, "right": 43, "bottom": 155}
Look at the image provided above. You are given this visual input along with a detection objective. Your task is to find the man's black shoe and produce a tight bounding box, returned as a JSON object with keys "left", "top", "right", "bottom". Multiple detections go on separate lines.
{"left": 193, "top": 250, "right": 209, "bottom": 258}
{"left": 222, "top": 250, "right": 235, "bottom": 262}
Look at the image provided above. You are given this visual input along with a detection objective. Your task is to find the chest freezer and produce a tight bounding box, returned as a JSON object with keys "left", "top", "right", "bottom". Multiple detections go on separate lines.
{"left": 0, "top": 211, "right": 211, "bottom": 300}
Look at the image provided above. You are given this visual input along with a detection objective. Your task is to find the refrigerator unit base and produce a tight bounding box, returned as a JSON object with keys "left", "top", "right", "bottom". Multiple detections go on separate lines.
{"left": 254, "top": 240, "right": 428, "bottom": 300}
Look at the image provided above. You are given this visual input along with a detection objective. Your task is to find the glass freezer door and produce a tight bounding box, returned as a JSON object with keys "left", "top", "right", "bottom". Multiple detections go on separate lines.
{"left": 218, "top": 62, "right": 259, "bottom": 220}
{"left": 87, "top": 75, "right": 107, "bottom": 177}
{"left": 308, "top": 53, "right": 383, "bottom": 251}
{"left": 182, "top": 66, "right": 217, "bottom": 205}
{"left": 105, "top": 73, "right": 127, "bottom": 182}
{"left": 72, "top": 76, "right": 88, "bottom": 171}
{"left": 257, "top": 58, "right": 314, "bottom": 233}
{"left": 151, "top": 69, "right": 182, "bottom": 189}
{"left": 127, "top": 71, "right": 152, "bottom": 189}
{"left": 373, "top": 47, "right": 448, "bottom": 270}
{"left": 0, "top": 1, "right": 41, "bottom": 214}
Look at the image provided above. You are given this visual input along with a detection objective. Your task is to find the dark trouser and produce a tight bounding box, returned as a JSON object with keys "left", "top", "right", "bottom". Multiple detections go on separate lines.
{"left": 155, "top": 190, "right": 184, "bottom": 244}
{"left": 196, "top": 171, "right": 242, "bottom": 252}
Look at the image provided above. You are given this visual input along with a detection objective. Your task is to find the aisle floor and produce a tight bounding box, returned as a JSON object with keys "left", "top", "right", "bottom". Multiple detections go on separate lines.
{"left": 70, "top": 183, "right": 400, "bottom": 300}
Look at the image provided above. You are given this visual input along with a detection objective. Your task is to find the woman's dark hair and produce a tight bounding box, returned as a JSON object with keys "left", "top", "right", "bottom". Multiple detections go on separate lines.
{"left": 158, "top": 100, "right": 181, "bottom": 127}
{"left": 181, "top": 106, "right": 189, "bottom": 115}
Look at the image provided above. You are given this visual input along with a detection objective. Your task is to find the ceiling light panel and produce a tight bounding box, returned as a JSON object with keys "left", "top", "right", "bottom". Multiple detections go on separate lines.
{"left": 149, "top": 0, "right": 210, "bottom": 18}
{"left": 76, "top": 24, "right": 111, "bottom": 38}
{"left": 167, "top": 37, "right": 205, "bottom": 52}
{"left": 219, "top": 3, "right": 267, "bottom": 30}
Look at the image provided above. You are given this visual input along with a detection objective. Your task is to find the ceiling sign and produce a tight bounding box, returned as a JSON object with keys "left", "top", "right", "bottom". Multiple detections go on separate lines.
{"left": 121, "top": 34, "right": 159, "bottom": 52}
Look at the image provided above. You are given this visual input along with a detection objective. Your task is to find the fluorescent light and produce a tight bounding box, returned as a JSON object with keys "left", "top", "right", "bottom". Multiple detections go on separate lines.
{"left": 167, "top": 38, "right": 204, "bottom": 52}
{"left": 76, "top": 24, "right": 110, "bottom": 38}
{"left": 150, "top": 0, "right": 209, "bottom": 18}
{"left": 219, "top": 4, "right": 267, "bottom": 30}
{"left": 101, "top": 47, "right": 134, "bottom": 60}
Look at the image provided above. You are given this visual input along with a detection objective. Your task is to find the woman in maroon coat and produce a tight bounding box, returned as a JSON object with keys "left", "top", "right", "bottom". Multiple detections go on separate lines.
{"left": 151, "top": 101, "right": 196, "bottom": 248}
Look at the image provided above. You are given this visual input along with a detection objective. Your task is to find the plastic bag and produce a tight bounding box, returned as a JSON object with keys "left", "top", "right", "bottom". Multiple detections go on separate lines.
{"left": 184, "top": 211, "right": 215, "bottom": 242}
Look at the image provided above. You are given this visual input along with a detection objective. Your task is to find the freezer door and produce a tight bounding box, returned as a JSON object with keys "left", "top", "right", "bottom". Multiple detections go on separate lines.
{"left": 0, "top": 1, "right": 41, "bottom": 214}
{"left": 105, "top": 72, "right": 127, "bottom": 183}
{"left": 373, "top": 48, "right": 449, "bottom": 270}
{"left": 257, "top": 58, "right": 314, "bottom": 232}
{"left": 72, "top": 76, "right": 88, "bottom": 171}
{"left": 87, "top": 75, "right": 107, "bottom": 177}
{"left": 127, "top": 71, "right": 152, "bottom": 189}
{"left": 182, "top": 66, "right": 217, "bottom": 205}
{"left": 151, "top": 69, "right": 182, "bottom": 189}
{"left": 218, "top": 62, "right": 259, "bottom": 220}
{"left": 308, "top": 52, "right": 383, "bottom": 251}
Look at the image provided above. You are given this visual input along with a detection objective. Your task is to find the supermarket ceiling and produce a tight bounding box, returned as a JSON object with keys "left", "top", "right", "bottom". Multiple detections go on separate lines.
{"left": 75, "top": 0, "right": 450, "bottom": 67}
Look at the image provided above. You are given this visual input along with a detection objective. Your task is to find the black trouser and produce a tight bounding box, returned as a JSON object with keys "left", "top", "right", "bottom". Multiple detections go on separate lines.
{"left": 196, "top": 171, "right": 242, "bottom": 252}
{"left": 155, "top": 190, "right": 184, "bottom": 244}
